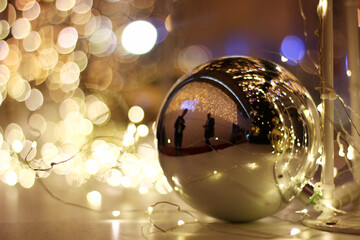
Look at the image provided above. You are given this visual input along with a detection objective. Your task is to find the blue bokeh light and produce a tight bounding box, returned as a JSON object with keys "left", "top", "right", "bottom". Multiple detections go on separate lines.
{"left": 148, "top": 17, "right": 168, "bottom": 44}
{"left": 280, "top": 36, "right": 305, "bottom": 63}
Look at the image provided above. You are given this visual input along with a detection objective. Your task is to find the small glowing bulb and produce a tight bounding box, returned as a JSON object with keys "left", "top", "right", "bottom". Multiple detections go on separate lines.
{"left": 147, "top": 206, "right": 154, "bottom": 214}
{"left": 127, "top": 123, "right": 137, "bottom": 134}
{"left": 215, "top": 137, "right": 219, "bottom": 140}
{"left": 87, "top": 191, "right": 102, "bottom": 203}
{"left": 5, "top": 171, "right": 18, "bottom": 186}
{"left": 347, "top": 145, "right": 355, "bottom": 160}
{"left": 139, "top": 186, "right": 149, "bottom": 194}
{"left": 12, "top": 140, "right": 23, "bottom": 153}
{"left": 347, "top": 70, "right": 352, "bottom": 77}
{"left": 121, "top": 176, "right": 132, "bottom": 187}
{"left": 112, "top": 210, "right": 121, "bottom": 217}
{"left": 281, "top": 56, "right": 288, "bottom": 62}
{"left": 167, "top": 139, "right": 171, "bottom": 144}
{"left": 123, "top": 132, "right": 134, "bottom": 147}
{"left": 128, "top": 106, "right": 144, "bottom": 123}
{"left": 338, "top": 146, "right": 345, "bottom": 157}
{"left": 85, "top": 159, "right": 99, "bottom": 174}
{"left": 177, "top": 220, "right": 185, "bottom": 226}
{"left": 213, "top": 170, "right": 218, "bottom": 175}
{"left": 137, "top": 124, "right": 149, "bottom": 137}
{"left": 290, "top": 227, "right": 301, "bottom": 236}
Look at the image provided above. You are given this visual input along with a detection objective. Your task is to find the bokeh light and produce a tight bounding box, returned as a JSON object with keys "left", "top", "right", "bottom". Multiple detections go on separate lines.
{"left": 22, "top": 2, "right": 41, "bottom": 20}
{"left": 0, "top": 20, "right": 10, "bottom": 39}
{"left": 0, "top": 41, "right": 9, "bottom": 60}
{"left": 87, "top": 190, "right": 102, "bottom": 203}
{"left": 58, "top": 27, "right": 78, "bottom": 49}
{"left": 5, "top": 171, "right": 18, "bottom": 186}
{"left": 121, "top": 20, "right": 157, "bottom": 55}
{"left": 25, "top": 89, "right": 44, "bottom": 111}
{"left": 12, "top": 18, "right": 31, "bottom": 39}
{"left": 19, "top": 169, "right": 35, "bottom": 188}
{"left": 149, "top": 17, "right": 168, "bottom": 44}
{"left": 56, "top": 0, "right": 76, "bottom": 11}
{"left": 128, "top": 106, "right": 144, "bottom": 123}
{"left": 0, "top": 64, "right": 10, "bottom": 85}
{"left": 23, "top": 31, "right": 41, "bottom": 52}
{"left": 137, "top": 124, "right": 149, "bottom": 137}
{"left": 85, "top": 159, "right": 99, "bottom": 174}
{"left": 177, "top": 45, "right": 212, "bottom": 73}
{"left": 0, "top": 0, "right": 7, "bottom": 12}
{"left": 280, "top": 35, "right": 305, "bottom": 63}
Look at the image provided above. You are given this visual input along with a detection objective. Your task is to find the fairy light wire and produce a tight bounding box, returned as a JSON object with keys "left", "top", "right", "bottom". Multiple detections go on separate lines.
{"left": 144, "top": 201, "right": 311, "bottom": 239}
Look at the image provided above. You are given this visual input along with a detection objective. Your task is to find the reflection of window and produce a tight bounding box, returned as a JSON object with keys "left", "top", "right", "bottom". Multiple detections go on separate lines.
{"left": 180, "top": 99, "right": 199, "bottom": 111}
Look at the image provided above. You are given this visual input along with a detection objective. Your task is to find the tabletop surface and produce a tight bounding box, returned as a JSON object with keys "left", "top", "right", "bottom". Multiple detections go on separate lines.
{"left": 1, "top": 175, "right": 360, "bottom": 240}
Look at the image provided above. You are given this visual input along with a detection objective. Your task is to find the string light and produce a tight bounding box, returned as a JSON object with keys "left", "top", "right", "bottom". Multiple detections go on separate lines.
{"left": 112, "top": 210, "right": 121, "bottom": 217}
{"left": 290, "top": 227, "right": 301, "bottom": 236}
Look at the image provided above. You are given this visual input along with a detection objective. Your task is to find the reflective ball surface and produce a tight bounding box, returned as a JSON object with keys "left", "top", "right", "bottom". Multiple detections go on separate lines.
{"left": 156, "top": 56, "right": 320, "bottom": 222}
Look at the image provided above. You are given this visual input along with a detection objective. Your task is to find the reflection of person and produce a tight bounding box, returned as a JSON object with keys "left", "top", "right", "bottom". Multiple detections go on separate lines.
{"left": 174, "top": 109, "right": 188, "bottom": 155}
{"left": 203, "top": 113, "right": 215, "bottom": 151}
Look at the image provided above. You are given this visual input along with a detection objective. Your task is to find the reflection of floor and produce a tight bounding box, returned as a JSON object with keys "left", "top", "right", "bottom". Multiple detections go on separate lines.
{"left": 159, "top": 142, "right": 232, "bottom": 156}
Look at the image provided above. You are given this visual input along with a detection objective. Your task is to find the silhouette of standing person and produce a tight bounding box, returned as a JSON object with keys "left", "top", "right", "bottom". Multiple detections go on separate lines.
{"left": 203, "top": 113, "right": 215, "bottom": 151}
{"left": 174, "top": 109, "right": 188, "bottom": 155}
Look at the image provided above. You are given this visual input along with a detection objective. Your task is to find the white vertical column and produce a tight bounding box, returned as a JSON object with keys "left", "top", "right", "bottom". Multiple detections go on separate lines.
{"left": 345, "top": 0, "right": 360, "bottom": 183}
{"left": 320, "top": 0, "right": 335, "bottom": 220}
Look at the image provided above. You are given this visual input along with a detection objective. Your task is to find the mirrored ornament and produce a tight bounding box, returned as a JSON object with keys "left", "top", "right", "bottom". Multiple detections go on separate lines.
{"left": 156, "top": 56, "right": 320, "bottom": 222}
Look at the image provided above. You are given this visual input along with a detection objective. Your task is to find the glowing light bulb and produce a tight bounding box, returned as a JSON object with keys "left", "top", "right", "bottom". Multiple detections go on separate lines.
{"left": 112, "top": 210, "right": 120, "bottom": 217}
{"left": 127, "top": 123, "right": 137, "bottom": 134}
{"left": 87, "top": 191, "right": 102, "bottom": 203}
{"left": 338, "top": 146, "right": 345, "bottom": 157}
{"left": 128, "top": 106, "right": 144, "bottom": 123}
{"left": 122, "top": 132, "right": 134, "bottom": 147}
{"left": 177, "top": 220, "right": 185, "bottom": 226}
{"left": 121, "top": 20, "right": 157, "bottom": 55}
{"left": 5, "top": 171, "right": 18, "bottom": 186}
{"left": 347, "top": 145, "right": 355, "bottom": 160}
{"left": 137, "top": 124, "right": 149, "bottom": 137}
{"left": 121, "top": 176, "right": 132, "bottom": 187}
{"left": 106, "top": 169, "right": 122, "bottom": 186}
{"left": 139, "top": 186, "right": 149, "bottom": 194}
{"left": 147, "top": 206, "right": 153, "bottom": 214}
{"left": 12, "top": 140, "right": 23, "bottom": 153}
{"left": 85, "top": 159, "right": 99, "bottom": 174}
{"left": 290, "top": 227, "right": 301, "bottom": 236}
{"left": 281, "top": 56, "right": 288, "bottom": 62}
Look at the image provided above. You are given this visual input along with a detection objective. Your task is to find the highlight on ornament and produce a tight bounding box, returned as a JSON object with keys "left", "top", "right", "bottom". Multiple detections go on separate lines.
{"left": 156, "top": 55, "right": 321, "bottom": 222}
